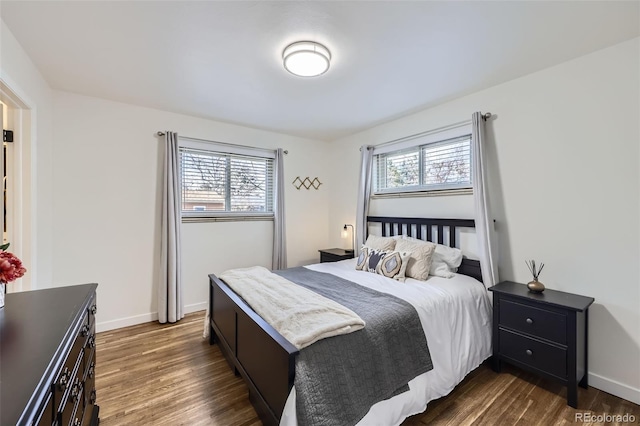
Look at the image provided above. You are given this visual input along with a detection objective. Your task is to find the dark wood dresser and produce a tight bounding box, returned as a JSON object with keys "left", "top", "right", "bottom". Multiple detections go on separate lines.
{"left": 318, "top": 248, "right": 354, "bottom": 263}
{"left": 489, "top": 281, "right": 594, "bottom": 408}
{"left": 0, "top": 283, "right": 99, "bottom": 426}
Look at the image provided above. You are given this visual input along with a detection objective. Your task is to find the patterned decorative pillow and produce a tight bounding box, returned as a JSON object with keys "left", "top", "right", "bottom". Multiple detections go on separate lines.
{"left": 374, "top": 250, "right": 412, "bottom": 281}
{"left": 359, "top": 248, "right": 412, "bottom": 281}
{"left": 364, "top": 248, "right": 388, "bottom": 272}
{"left": 395, "top": 238, "right": 436, "bottom": 281}
{"left": 355, "top": 246, "right": 370, "bottom": 271}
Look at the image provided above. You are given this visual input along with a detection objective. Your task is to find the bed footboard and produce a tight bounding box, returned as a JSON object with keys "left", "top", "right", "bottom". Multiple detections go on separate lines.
{"left": 209, "top": 273, "right": 299, "bottom": 425}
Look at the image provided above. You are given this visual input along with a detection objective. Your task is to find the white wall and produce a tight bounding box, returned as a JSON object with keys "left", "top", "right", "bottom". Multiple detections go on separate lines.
{"left": 51, "top": 91, "right": 330, "bottom": 331}
{"left": 0, "top": 19, "right": 54, "bottom": 291}
{"left": 327, "top": 38, "right": 640, "bottom": 403}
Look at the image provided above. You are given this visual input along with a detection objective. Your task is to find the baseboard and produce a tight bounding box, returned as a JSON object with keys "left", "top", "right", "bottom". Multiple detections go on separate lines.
{"left": 96, "top": 301, "right": 207, "bottom": 333}
{"left": 185, "top": 301, "right": 208, "bottom": 314}
{"left": 589, "top": 372, "right": 640, "bottom": 405}
{"left": 96, "top": 311, "right": 159, "bottom": 332}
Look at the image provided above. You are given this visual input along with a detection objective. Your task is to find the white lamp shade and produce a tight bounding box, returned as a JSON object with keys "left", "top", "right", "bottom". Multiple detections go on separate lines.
{"left": 283, "top": 41, "right": 331, "bottom": 77}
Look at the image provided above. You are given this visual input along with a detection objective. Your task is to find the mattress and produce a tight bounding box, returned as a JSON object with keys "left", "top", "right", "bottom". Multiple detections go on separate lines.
{"left": 279, "top": 258, "right": 493, "bottom": 426}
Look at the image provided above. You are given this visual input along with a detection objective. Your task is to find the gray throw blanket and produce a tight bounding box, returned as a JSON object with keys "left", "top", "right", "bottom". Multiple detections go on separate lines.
{"left": 275, "top": 267, "right": 433, "bottom": 426}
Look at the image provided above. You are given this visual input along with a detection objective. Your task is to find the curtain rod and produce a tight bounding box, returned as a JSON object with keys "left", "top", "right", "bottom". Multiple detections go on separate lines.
{"left": 157, "top": 131, "right": 288, "bottom": 154}
{"left": 361, "top": 112, "right": 492, "bottom": 151}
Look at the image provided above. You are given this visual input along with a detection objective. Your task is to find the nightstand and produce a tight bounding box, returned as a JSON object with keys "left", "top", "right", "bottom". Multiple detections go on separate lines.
{"left": 489, "top": 281, "right": 594, "bottom": 408}
{"left": 318, "top": 248, "right": 354, "bottom": 263}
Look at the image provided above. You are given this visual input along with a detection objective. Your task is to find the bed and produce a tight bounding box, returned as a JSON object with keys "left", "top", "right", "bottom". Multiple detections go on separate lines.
{"left": 208, "top": 216, "right": 492, "bottom": 426}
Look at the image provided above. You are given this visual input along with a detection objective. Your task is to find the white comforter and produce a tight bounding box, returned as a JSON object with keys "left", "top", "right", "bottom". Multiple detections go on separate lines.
{"left": 280, "top": 259, "right": 493, "bottom": 426}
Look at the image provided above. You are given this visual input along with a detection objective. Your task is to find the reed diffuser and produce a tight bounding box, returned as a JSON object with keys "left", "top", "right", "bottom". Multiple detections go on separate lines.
{"left": 525, "top": 260, "right": 545, "bottom": 293}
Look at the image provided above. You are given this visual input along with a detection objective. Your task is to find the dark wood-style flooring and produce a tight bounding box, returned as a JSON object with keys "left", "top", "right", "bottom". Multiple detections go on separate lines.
{"left": 96, "top": 311, "right": 640, "bottom": 425}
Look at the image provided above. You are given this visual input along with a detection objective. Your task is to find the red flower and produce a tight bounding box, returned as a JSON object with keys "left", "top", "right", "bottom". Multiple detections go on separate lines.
{"left": 0, "top": 250, "right": 26, "bottom": 283}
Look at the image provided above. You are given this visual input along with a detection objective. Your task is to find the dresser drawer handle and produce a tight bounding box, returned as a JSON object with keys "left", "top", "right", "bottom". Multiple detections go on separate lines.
{"left": 80, "top": 324, "right": 90, "bottom": 337}
{"left": 89, "top": 335, "right": 96, "bottom": 348}
{"left": 71, "top": 380, "right": 81, "bottom": 402}
{"left": 72, "top": 418, "right": 81, "bottom": 426}
{"left": 90, "top": 304, "right": 97, "bottom": 315}
{"left": 90, "top": 389, "right": 97, "bottom": 405}
{"left": 525, "top": 349, "right": 533, "bottom": 356}
{"left": 526, "top": 318, "right": 533, "bottom": 324}
{"left": 57, "top": 367, "right": 70, "bottom": 391}
{"left": 88, "top": 362, "right": 95, "bottom": 379}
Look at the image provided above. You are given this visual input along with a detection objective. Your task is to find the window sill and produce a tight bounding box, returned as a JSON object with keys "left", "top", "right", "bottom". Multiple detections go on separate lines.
{"left": 372, "top": 188, "right": 473, "bottom": 199}
{"left": 182, "top": 214, "right": 274, "bottom": 223}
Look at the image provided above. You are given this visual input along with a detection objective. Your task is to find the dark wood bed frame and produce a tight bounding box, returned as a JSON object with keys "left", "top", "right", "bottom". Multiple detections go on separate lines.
{"left": 208, "top": 216, "right": 482, "bottom": 426}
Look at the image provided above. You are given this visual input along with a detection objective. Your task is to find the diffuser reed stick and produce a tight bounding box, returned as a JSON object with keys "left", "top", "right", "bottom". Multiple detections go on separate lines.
{"left": 525, "top": 260, "right": 544, "bottom": 281}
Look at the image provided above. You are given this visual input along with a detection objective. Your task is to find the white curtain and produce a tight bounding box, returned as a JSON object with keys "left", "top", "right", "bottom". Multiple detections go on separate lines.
{"left": 272, "top": 148, "right": 287, "bottom": 270}
{"left": 472, "top": 113, "right": 499, "bottom": 288}
{"left": 159, "top": 131, "right": 184, "bottom": 323}
{"left": 355, "top": 146, "right": 374, "bottom": 255}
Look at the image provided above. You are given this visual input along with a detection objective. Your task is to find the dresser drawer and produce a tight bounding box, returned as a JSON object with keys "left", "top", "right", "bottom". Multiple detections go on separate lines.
{"left": 34, "top": 392, "right": 53, "bottom": 426}
{"left": 53, "top": 336, "right": 85, "bottom": 415}
{"left": 82, "top": 371, "right": 97, "bottom": 426}
{"left": 59, "top": 375, "right": 83, "bottom": 426}
{"left": 499, "top": 329, "right": 567, "bottom": 379}
{"left": 499, "top": 299, "right": 567, "bottom": 344}
{"left": 82, "top": 322, "right": 96, "bottom": 379}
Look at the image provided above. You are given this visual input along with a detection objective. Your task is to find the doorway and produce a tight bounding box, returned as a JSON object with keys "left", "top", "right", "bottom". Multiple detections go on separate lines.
{"left": 2, "top": 102, "right": 12, "bottom": 245}
{"left": 0, "top": 81, "right": 34, "bottom": 292}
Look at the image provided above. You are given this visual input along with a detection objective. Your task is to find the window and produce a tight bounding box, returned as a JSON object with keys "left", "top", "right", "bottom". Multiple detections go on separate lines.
{"left": 179, "top": 140, "right": 275, "bottom": 219}
{"left": 373, "top": 134, "right": 472, "bottom": 195}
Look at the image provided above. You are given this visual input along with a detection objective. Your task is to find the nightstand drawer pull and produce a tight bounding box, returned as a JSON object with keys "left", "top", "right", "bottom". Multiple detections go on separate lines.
{"left": 526, "top": 349, "right": 533, "bottom": 356}
{"left": 526, "top": 318, "right": 533, "bottom": 324}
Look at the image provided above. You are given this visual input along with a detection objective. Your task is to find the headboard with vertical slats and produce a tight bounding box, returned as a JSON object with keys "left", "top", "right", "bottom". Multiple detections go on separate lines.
{"left": 367, "top": 216, "right": 483, "bottom": 283}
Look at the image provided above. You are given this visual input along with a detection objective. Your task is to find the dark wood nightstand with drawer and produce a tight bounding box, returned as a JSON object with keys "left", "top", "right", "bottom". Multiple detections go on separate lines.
{"left": 489, "top": 281, "right": 594, "bottom": 408}
{"left": 318, "top": 248, "right": 354, "bottom": 263}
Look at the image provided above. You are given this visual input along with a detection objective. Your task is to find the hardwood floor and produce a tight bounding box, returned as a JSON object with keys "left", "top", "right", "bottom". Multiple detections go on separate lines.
{"left": 96, "top": 312, "right": 260, "bottom": 426}
{"left": 96, "top": 311, "right": 640, "bottom": 426}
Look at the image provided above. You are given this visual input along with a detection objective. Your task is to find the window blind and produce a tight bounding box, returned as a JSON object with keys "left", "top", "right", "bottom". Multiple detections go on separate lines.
{"left": 180, "top": 147, "right": 274, "bottom": 216}
{"left": 373, "top": 134, "right": 472, "bottom": 194}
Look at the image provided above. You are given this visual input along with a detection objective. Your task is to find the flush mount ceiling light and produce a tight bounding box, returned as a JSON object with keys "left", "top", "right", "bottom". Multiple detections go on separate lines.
{"left": 282, "top": 41, "right": 331, "bottom": 77}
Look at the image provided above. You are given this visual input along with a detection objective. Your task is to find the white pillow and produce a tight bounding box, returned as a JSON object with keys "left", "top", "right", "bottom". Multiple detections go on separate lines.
{"left": 431, "top": 243, "right": 463, "bottom": 278}
{"left": 398, "top": 234, "right": 463, "bottom": 279}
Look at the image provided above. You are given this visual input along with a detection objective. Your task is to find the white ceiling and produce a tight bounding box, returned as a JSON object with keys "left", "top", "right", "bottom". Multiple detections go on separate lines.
{"left": 1, "top": 1, "right": 638, "bottom": 141}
